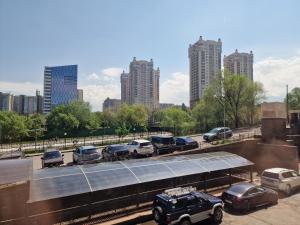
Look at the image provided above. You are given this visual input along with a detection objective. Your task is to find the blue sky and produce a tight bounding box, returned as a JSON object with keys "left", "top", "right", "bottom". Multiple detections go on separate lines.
{"left": 1, "top": 0, "right": 300, "bottom": 111}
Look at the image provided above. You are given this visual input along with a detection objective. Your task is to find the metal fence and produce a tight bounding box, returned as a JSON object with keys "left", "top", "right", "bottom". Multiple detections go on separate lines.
{"left": 0, "top": 131, "right": 171, "bottom": 153}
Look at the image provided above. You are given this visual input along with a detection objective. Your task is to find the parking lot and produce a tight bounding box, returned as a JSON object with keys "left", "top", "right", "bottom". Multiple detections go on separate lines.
{"left": 136, "top": 191, "right": 300, "bottom": 225}
{"left": 31, "top": 128, "right": 259, "bottom": 170}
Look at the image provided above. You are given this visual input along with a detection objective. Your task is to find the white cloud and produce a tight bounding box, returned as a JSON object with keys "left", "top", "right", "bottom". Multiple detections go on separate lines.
{"left": 0, "top": 81, "right": 42, "bottom": 95}
{"left": 160, "top": 72, "right": 189, "bottom": 105}
{"left": 102, "top": 68, "right": 123, "bottom": 78}
{"left": 254, "top": 54, "right": 300, "bottom": 100}
{"left": 80, "top": 84, "right": 120, "bottom": 111}
{"left": 86, "top": 73, "right": 100, "bottom": 80}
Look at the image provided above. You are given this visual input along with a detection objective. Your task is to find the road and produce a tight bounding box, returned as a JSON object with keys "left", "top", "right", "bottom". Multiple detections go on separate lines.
{"left": 140, "top": 192, "right": 300, "bottom": 225}
{"left": 31, "top": 127, "right": 260, "bottom": 170}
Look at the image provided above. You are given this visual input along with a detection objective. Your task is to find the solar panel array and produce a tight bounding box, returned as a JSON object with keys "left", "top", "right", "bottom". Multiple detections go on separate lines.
{"left": 0, "top": 158, "right": 32, "bottom": 185}
{"left": 29, "top": 151, "right": 253, "bottom": 202}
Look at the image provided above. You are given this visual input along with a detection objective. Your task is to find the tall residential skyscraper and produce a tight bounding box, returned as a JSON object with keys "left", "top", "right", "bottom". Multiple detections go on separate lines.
{"left": 224, "top": 49, "right": 254, "bottom": 81}
{"left": 188, "top": 36, "right": 222, "bottom": 108}
{"left": 43, "top": 65, "right": 78, "bottom": 114}
{"left": 120, "top": 57, "right": 160, "bottom": 110}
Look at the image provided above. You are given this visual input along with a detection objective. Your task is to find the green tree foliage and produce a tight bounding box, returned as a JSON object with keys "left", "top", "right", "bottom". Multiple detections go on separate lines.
{"left": 116, "top": 104, "right": 149, "bottom": 131}
{"left": 193, "top": 70, "right": 265, "bottom": 129}
{"left": 159, "top": 107, "right": 195, "bottom": 135}
{"left": 46, "top": 101, "right": 101, "bottom": 136}
{"left": 286, "top": 87, "right": 300, "bottom": 110}
{"left": 115, "top": 122, "right": 130, "bottom": 140}
{"left": 0, "top": 111, "right": 29, "bottom": 142}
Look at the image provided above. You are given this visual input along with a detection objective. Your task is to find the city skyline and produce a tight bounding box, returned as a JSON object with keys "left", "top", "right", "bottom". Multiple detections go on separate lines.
{"left": 1, "top": 0, "right": 300, "bottom": 111}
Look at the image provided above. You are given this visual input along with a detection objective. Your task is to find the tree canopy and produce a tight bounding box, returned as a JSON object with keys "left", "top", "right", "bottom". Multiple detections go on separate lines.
{"left": 286, "top": 87, "right": 300, "bottom": 110}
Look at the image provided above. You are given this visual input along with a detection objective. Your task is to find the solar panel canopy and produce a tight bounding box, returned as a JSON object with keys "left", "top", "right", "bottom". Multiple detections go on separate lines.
{"left": 0, "top": 158, "right": 32, "bottom": 185}
{"left": 29, "top": 151, "right": 253, "bottom": 202}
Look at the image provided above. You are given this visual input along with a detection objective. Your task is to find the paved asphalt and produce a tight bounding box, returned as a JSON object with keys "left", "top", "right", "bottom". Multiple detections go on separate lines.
{"left": 31, "top": 128, "right": 260, "bottom": 170}
{"left": 140, "top": 191, "right": 300, "bottom": 225}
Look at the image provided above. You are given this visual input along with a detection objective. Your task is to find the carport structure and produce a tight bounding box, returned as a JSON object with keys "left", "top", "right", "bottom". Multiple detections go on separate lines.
{"left": 0, "top": 151, "right": 253, "bottom": 225}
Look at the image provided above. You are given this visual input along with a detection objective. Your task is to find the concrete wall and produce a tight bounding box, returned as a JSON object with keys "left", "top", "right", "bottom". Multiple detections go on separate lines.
{"left": 172, "top": 139, "right": 299, "bottom": 173}
{"left": 261, "top": 118, "right": 286, "bottom": 140}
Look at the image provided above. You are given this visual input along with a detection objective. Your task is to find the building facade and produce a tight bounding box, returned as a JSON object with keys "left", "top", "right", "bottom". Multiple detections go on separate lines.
{"left": 224, "top": 49, "right": 253, "bottom": 80}
{"left": 188, "top": 36, "right": 222, "bottom": 108}
{"left": 120, "top": 71, "right": 130, "bottom": 104}
{"left": 43, "top": 65, "right": 78, "bottom": 114}
{"left": 0, "top": 92, "right": 14, "bottom": 111}
{"left": 77, "top": 89, "right": 83, "bottom": 101}
{"left": 103, "top": 97, "right": 121, "bottom": 112}
{"left": 120, "top": 57, "right": 160, "bottom": 110}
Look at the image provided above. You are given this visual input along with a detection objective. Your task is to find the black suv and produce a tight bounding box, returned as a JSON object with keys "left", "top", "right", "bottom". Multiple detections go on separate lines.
{"left": 153, "top": 187, "right": 224, "bottom": 225}
{"left": 151, "top": 135, "right": 176, "bottom": 155}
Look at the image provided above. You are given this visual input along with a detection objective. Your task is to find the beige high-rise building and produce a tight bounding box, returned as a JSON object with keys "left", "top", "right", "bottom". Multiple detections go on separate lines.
{"left": 120, "top": 57, "right": 160, "bottom": 110}
{"left": 189, "top": 36, "right": 222, "bottom": 108}
{"left": 224, "top": 49, "right": 253, "bottom": 80}
{"left": 120, "top": 71, "right": 130, "bottom": 104}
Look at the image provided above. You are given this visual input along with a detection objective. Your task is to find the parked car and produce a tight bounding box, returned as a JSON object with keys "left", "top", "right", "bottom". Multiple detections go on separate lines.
{"left": 222, "top": 182, "right": 278, "bottom": 211}
{"left": 153, "top": 186, "right": 224, "bottom": 225}
{"left": 41, "top": 149, "right": 64, "bottom": 168}
{"left": 102, "top": 144, "right": 130, "bottom": 161}
{"left": 203, "top": 127, "right": 233, "bottom": 142}
{"left": 261, "top": 168, "right": 300, "bottom": 195}
{"left": 175, "top": 137, "right": 199, "bottom": 151}
{"left": 127, "top": 139, "right": 154, "bottom": 157}
{"left": 73, "top": 145, "right": 101, "bottom": 164}
{"left": 151, "top": 135, "right": 176, "bottom": 155}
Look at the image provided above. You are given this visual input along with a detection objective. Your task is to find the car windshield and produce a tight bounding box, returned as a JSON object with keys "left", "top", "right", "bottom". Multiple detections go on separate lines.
{"left": 44, "top": 151, "right": 61, "bottom": 158}
{"left": 140, "top": 142, "right": 151, "bottom": 147}
{"left": 82, "top": 148, "right": 98, "bottom": 154}
{"left": 209, "top": 128, "right": 219, "bottom": 134}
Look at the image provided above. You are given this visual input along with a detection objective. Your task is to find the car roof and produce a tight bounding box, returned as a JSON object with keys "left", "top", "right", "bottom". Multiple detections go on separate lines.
{"left": 132, "top": 139, "right": 150, "bottom": 143}
{"left": 263, "top": 168, "right": 294, "bottom": 173}
{"left": 45, "top": 149, "right": 60, "bottom": 153}
{"left": 152, "top": 135, "right": 174, "bottom": 138}
{"left": 109, "top": 144, "right": 126, "bottom": 147}
{"left": 79, "top": 145, "right": 96, "bottom": 150}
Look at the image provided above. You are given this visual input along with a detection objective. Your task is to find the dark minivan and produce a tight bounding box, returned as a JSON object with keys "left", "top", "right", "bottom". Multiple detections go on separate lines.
{"left": 151, "top": 135, "right": 176, "bottom": 155}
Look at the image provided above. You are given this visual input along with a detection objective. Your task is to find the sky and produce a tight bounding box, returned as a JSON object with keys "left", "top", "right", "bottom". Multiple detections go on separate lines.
{"left": 0, "top": 0, "right": 300, "bottom": 111}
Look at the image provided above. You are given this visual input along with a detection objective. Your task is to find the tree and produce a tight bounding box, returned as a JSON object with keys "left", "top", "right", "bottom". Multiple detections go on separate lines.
{"left": 46, "top": 105, "right": 80, "bottom": 136}
{"left": 115, "top": 123, "right": 130, "bottom": 140}
{"left": 204, "top": 70, "right": 265, "bottom": 128}
{"left": 160, "top": 107, "right": 195, "bottom": 135}
{"left": 66, "top": 101, "right": 98, "bottom": 129}
{"left": 116, "top": 104, "right": 149, "bottom": 131}
{"left": 286, "top": 87, "right": 300, "bottom": 110}
{"left": 0, "top": 111, "right": 29, "bottom": 142}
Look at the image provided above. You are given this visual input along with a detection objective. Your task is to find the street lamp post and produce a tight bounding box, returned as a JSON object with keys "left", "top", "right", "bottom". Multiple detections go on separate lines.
{"left": 64, "top": 132, "right": 67, "bottom": 149}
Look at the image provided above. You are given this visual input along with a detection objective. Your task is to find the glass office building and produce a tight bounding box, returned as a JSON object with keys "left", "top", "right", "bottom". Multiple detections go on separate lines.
{"left": 43, "top": 65, "right": 78, "bottom": 114}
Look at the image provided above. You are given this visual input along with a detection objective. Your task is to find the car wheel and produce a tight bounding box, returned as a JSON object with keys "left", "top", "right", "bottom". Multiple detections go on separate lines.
{"left": 133, "top": 150, "right": 138, "bottom": 158}
{"left": 212, "top": 207, "right": 223, "bottom": 223}
{"left": 153, "top": 207, "right": 163, "bottom": 222}
{"left": 286, "top": 184, "right": 292, "bottom": 196}
{"left": 155, "top": 148, "right": 160, "bottom": 155}
{"left": 180, "top": 219, "right": 191, "bottom": 225}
